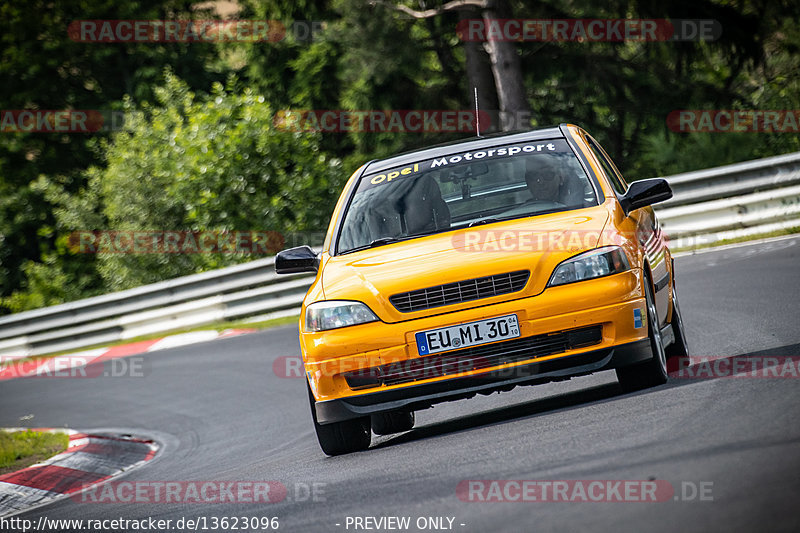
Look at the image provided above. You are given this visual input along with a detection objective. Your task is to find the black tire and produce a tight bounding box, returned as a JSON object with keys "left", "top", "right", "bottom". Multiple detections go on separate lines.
{"left": 616, "top": 273, "right": 668, "bottom": 393}
{"left": 665, "top": 282, "right": 689, "bottom": 359}
{"left": 307, "top": 382, "right": 371, "bottom": 456}
{"left": 371, "top": 410, "right": 415, "bottom": 435}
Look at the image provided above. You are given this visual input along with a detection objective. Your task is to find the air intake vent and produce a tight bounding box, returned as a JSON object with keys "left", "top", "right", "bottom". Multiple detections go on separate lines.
{"left": 344, "top": 325, "right": 603, "bottom": 389}
{"left": 390, "top": 270, "right": 530, "bottom": 313}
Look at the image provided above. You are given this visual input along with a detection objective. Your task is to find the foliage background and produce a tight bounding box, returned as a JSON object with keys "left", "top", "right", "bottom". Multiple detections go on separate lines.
{"left": 1, "top": 0, "right": 799, "bottom": 312}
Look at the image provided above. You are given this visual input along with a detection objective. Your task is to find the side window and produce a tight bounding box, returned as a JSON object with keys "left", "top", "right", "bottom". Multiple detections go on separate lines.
{"left": 586, "top": 136, "right": 628, "bottom": 195}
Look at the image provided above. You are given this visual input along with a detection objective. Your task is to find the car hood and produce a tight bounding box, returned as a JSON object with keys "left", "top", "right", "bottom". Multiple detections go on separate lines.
{"left": 322, "top": 206, "right": 610, "bottom": 323}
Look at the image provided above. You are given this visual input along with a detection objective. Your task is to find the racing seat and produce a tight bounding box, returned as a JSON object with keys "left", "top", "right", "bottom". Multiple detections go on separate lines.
{"left": 401, "top": 176, "right": 451, "bottom": 235}
{"left": 559, "top": 173, "right": 589, "bottom": 207}
{"left": 365, "top": 201, "right": 402, "bottom": 241}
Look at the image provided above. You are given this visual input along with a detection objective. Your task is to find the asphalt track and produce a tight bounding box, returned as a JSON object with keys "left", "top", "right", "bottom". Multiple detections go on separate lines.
{"left": 2, "top": 236, "right": 799, "bottom": 532}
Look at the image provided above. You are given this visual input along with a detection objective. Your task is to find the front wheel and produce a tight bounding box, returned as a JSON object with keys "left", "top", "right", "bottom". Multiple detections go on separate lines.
{"left": 616, "top": 274, "right": 668, "bottom": 393}
{"left": 665, "top": 282, "right": 689, "bottom": 359}
{"left": 307, "top": 382, "right": 371, "bottom": 456}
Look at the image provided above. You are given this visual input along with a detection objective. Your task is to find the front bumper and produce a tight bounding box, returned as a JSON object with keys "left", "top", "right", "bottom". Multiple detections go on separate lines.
{"left": 315, "top": 337, "right": 652, "bottom": 424}
{"left": 305, "top": 269, "right": 646, "bottom": 398}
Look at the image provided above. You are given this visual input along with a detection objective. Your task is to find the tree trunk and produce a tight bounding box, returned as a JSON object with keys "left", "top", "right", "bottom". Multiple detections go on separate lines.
{"left": 379, "top": 0, "right": 529, "bottom": 131}
{"left": 481, "top": 0, "right": 530, "bottom": 130}
{"left": 459, "top": 9, "right": 499, "bottom": 132}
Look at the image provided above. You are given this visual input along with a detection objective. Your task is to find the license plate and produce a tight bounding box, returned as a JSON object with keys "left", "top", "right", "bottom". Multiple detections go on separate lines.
{"left": 415, "top": 314, "right": 520, "bottom": 356}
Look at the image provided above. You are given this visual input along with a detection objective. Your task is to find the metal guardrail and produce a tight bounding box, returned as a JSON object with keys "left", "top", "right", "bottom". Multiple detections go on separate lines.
{"left": 0, "top": 256, "right": 316, "bottom": 359}
{"left": 655, "top": 151, "right": 800, "bottom": 247}
{"left": 1, "top": 151, "right": 799, "bottom": 359}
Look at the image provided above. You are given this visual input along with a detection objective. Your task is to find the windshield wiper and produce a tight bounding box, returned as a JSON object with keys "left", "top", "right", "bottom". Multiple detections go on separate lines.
{"left": 341, "top": 237, "right": 405, "bottom": 254}
{"left": 368, "top": 237, "right": 403, "bottom": 247}
{"left": 340, "top": 230, "right": 444, "bottom": 254}
{"left": 468, "top": 207, "right": 574, "bottom": 229}
{"left": 468, "top": 217, "right": 502, "bottom": 227}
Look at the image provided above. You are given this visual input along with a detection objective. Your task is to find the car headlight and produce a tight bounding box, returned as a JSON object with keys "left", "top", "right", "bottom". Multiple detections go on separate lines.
{"left": 547, "top": 246, "right": 630, "bottom": 287}
{"left": 304, "top": 301, "right": 379, "bottom": 332}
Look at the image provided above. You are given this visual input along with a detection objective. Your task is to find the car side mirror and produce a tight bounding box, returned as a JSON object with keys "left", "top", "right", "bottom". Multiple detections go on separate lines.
{"left": 275, "top": 245, "right": 319, "bottom": 274}
{"left": 620, "top": 178, "right": 673, "bottom": 216}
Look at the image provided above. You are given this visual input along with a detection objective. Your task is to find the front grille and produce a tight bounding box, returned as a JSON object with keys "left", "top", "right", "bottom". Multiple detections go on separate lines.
{"left": 343, "top": 325, "right": 603, "bottom": 389}
{"left": 390, "top": 270, "right": 530, "bottom": 313}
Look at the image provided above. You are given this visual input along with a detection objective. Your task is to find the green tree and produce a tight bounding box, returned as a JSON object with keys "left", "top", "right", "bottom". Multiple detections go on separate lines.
{"left": 2, "top": 72, "right": 344, "bottom": 308}
{"left": 0, "top": 0, "right": 225, "bottom": 307}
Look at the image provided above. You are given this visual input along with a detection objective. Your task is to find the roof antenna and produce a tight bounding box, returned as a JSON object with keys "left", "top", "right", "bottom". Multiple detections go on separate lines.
{"left": 474, "top": 87, "right": 482, "bottom": 137}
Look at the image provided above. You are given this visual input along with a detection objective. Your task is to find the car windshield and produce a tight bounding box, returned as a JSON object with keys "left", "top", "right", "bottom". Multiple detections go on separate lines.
{"left": 337, "top": 139, "right": 598, "bottom": 254}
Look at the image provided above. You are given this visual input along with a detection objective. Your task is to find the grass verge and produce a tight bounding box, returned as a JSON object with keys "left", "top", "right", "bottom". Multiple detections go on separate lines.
{"left": 0, "top": 429, "right": 69, "bottom": 475}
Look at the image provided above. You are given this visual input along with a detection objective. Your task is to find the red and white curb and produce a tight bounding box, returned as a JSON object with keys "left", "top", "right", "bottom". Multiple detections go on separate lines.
{"left": 0, "top": 328, "right": 255, "bottom": 381}
{"left": 0, "top": 429, "right": 158, "bottom": 517}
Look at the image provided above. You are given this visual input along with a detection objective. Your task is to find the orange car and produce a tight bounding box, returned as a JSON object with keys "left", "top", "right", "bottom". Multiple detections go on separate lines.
{"left": 276, "top": 124, "right": 689, "bottom": 455}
